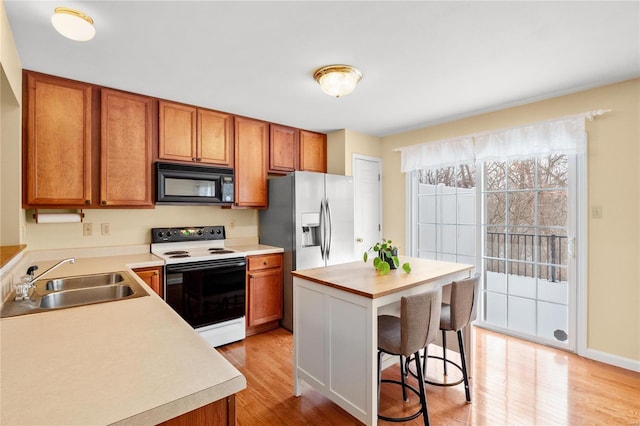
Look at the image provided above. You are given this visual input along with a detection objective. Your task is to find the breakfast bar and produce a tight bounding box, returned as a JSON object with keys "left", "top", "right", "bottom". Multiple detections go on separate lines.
{"left": 292, "top": 257, "right": 473, "bottom": 425}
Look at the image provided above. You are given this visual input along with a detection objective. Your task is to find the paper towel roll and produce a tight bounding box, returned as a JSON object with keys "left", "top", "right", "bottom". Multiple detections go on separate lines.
{"left": 35, "top": 213, "right": 83, "bottom": 224}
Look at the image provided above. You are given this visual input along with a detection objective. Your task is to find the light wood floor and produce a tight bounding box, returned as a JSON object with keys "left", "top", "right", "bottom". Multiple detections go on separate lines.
{"left": 218, "top": 327, "right": 640, "bottom": 425}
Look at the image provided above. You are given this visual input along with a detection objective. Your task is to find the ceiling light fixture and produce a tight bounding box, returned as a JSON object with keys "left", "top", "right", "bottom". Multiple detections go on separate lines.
{"left": 51, "top": 7, "right": 95, "bottom": 41}
{"left": 313, "top": 65, "right": 363, "bottom": 98}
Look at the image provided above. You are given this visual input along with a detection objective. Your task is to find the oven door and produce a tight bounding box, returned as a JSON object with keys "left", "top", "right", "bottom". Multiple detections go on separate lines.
{"left": 165, "top": 258, "right": 246, "bottom": 329}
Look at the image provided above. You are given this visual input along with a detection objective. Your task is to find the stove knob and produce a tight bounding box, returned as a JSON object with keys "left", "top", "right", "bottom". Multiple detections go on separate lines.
{"left": 166, "top": 231, "right": 172, "bottom": 238}
{"left": 157, "top": 231, "right": 164, "bottom": 238}
{"left": 197, "top": 229, "right": 203, "bottom": 236}
{"left": 216, "top": 229, "right": 222, "bottom": 234}
{"left": 209, "top": 229, "right": 215, "bottom": 234}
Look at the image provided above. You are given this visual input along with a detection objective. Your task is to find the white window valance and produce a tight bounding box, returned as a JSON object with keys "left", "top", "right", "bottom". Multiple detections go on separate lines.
{"left": 474, "top": 116, "right": 586, "bottom": 162}
{"left": 399, "top": 137, "right": 474, "bottom": 172}
{"left": 397, "top": 110, "right": 608, "bottom": 172}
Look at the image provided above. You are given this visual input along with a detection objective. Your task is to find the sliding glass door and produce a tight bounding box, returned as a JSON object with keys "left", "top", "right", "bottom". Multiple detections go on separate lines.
{"left": 409, "top": 154, "right": 578, "bottom": 351}
{"left": 482, "top": 154, "right": 576, "bottom": 350}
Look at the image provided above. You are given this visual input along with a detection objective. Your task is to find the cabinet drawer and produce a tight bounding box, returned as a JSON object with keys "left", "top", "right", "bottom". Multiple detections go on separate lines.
{"left": 247, "top": 254, "right": 282, "bottom": 271}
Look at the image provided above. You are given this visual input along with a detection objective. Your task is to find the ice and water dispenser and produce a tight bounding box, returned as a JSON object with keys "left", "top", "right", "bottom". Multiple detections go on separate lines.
{"left": 301, "top": 213, "right": 321, "bottom": 247}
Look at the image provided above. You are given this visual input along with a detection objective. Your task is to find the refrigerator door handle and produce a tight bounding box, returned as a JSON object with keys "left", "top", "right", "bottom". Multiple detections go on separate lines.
{"left": 325, "top": 198, "right": 332, "bottom": 262}
{"left": 319, "top": 200, "right": 326, "bottom": 261}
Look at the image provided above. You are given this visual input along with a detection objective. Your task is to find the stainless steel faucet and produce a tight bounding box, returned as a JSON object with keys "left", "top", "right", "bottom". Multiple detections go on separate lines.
{"left": 27, "top": 257, "right": 76, "bottom": 283}
{"left": 14, "top": 258, "right": 76, "bottom": 301}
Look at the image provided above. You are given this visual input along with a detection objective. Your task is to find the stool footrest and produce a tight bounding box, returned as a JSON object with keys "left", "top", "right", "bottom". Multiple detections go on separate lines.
{"left": 423, "top": 355, "right": 465, "bottom": 387}
{"left": 378, "top": 379, "right": 424, "bottom": 422}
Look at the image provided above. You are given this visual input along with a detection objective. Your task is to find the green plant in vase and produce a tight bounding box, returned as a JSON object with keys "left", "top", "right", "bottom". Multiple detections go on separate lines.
{"left": 363, "top": 239, "right": 411, "bottom": 275}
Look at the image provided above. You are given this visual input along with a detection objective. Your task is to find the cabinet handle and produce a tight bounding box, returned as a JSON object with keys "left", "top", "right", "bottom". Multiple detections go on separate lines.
{"left": 101, "top": 200, "right": 107, "bottom": 205}
{"left": 263, "top": 261, "right": 268, "bottom": 265}
{"left": 192, "top": 158, "right": 197, "bottom": 162}
{"left": 85, "top": 200, "right": 91, "bottom": 205}
{"left": 196, "top": 158, "right": 202, "bottom": 162}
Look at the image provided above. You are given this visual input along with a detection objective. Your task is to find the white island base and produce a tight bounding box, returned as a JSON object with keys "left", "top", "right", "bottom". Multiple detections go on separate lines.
{"left": 292, "top": 257, "right": 473, "bottom": 425}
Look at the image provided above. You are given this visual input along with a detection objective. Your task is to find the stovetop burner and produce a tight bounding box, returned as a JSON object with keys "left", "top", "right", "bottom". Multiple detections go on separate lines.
{"left": 209, "top": 248, "right": 235, "bottom": 254}
{"left": 151, "top": 226, "right": 244, "bottom": 265}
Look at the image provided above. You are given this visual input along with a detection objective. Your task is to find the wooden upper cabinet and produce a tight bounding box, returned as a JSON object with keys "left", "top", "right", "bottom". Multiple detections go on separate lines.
{"left": 269, "top": 124, "right": 298, "bottom": 174}
{"left": 198, "top": 108, "right": 234, "bottom": 167}
{"left": 23, "top": 72, "right": 93, "bottom": 207}
{"left": 299, "top": 130, "right": 327, "bottom": 173}
{"left": 234, "top": 117, "right": 268, "bottom": 208}
{"left": 159, "top": 100, "right": 234, "bottom": 167}
{"left": 158, "top": 101, "right": 197, "bottom": 163}
{"left": 100, "top": 89, "right": 154, "bottom": 207}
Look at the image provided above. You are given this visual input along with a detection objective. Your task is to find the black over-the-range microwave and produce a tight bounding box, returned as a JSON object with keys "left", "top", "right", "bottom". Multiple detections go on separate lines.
{"left": 156, "top": 162, "right": 234, "bottom": 205}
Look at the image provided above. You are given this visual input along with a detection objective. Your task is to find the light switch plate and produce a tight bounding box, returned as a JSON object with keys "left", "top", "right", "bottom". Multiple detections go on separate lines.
{"left": 591, "top": 206, "right": 603, "bottom": 219}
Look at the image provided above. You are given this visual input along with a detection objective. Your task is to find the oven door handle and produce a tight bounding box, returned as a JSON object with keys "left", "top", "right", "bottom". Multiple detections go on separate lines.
{"left": 166, "top": 260, "right": 246, "bottom": 273}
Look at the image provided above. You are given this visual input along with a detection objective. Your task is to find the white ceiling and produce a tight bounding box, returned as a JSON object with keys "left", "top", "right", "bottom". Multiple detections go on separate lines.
{"left": 4, "top": 1, "right": 639, "bottom": 137}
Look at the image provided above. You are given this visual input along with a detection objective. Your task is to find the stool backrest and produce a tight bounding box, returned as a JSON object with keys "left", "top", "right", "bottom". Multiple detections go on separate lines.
{"left": 400, "top": 288, "right": 442, "bottom": 356}
{"left": 450, "top": 274, "right": 480, "bottom": 331}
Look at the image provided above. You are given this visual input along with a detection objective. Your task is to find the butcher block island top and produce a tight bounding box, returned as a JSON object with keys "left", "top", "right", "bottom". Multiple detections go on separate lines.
{"left": 291, "top": 256, "right": 474, "bottom": 298}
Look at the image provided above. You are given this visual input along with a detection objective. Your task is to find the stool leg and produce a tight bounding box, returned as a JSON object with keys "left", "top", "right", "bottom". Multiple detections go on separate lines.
{"left": 413, "top": 350, "right": 430, "bottom": 426}
{"left": 400, "top": 355, "right": 408, "bottom": 402}
{"left": 377, "top": 350, "right": 383, "bottom": 411}
{"left": 442, "top": 330, "right": 448, "bottom": 376}
{"left": 421, "top": 346, "right": 429, "bottom": 381}
{"left": 457, "top": 330, "right": 471, "bottom": 402}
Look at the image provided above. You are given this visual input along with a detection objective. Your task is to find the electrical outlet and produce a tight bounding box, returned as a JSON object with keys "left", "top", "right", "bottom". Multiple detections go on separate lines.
{"left": 83, "top": 223, "right": 93, "bottom": 236}
{"left": 101, "top": 223, "right": 111, "bottom": 236}
{"left": 229, "top": 219, "right": 236, "bottom": 229}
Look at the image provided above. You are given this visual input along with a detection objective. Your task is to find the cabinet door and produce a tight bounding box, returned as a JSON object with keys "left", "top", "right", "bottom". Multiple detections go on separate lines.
{"left": 24, "top": 72, "right": 93, "bottom": 207}
{"left": 159, "top": 101, "right": 197, "bottom": 162}
{"left": 269, "top": 124, "right": 298, "bottom": 173}
{"left": 299, "top": 130, "right": 327, "bottom": 173}
{"left": 198, "top": 108, "right": 234, "bottom": 167}
{"left": 101, "top": 89, "right": 154, "bottom": 207}
{"left": 247, "top": 268, "right": 283, "bottom": 327}
{"left": 234, "top": 117, "right": 268, "bottom": 207}
{"left": 133, "top": 266, "right": 163, "bottom": 298}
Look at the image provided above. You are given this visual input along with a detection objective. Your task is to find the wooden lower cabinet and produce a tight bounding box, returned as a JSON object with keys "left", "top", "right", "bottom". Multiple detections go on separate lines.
{"left": 133, "top": 266, "right": 163, "bottom": 298}
{"left": 159, "top": 394, "right": 236, "bottom": 426}
{"left": 246, "top": 253, "right": 283, "bottom": 336}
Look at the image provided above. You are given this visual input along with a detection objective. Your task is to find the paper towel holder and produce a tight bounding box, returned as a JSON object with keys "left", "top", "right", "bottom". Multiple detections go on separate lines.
{"left": 33, "top": 209, "right": 85, "bottom": 224}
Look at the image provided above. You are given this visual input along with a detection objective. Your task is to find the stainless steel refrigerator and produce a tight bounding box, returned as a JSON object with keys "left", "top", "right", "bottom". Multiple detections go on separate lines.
{"left": 259, "top": 171, "right": 356, "bottom": 331}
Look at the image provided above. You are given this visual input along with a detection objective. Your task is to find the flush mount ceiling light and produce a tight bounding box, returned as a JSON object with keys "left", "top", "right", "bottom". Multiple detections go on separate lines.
{"left": 51, "top": 7, "right": 95, "bottom": 41}
{"left": 313, "top": 65, "right": 363, "bottom": 98}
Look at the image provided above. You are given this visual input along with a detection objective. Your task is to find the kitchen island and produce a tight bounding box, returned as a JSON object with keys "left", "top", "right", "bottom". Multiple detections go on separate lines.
{"left": 292, "top": 257, "right": 473, "bottom": 426}
{"left": 0, "top": 253, "right": 246, "bottom": 425}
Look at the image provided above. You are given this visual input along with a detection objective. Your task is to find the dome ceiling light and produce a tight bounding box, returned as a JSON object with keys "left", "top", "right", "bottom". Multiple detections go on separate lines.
{"left": 313, "top": 65, "right": 363, "bottom": 98}
{"left": 51, "top": 7, "right": 95, "bottom": 41}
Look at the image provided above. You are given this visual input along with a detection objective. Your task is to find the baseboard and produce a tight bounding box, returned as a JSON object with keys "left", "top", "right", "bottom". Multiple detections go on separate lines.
{"left": 583, "top": 348, "right": 640, "bottom": 372}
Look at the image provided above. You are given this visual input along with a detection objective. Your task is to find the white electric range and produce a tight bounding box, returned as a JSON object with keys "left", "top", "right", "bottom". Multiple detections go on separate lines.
{"left": 151, "top": 225, "right": 246, "bottom": 347}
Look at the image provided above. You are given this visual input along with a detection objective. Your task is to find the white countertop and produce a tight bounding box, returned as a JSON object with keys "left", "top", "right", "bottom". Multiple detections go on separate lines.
{"left": 0, "top": 252, "right": 251, "bottom": 425}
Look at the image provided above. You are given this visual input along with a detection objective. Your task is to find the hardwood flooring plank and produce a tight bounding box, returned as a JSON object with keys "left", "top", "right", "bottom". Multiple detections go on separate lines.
{"left": 218, "top": 327, "right": 640, "bottom": 425}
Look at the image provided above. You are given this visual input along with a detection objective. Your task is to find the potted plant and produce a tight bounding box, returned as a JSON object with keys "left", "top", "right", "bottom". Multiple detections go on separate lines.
{"left": 363, "top": 239, "right": 411, "bottom": 275}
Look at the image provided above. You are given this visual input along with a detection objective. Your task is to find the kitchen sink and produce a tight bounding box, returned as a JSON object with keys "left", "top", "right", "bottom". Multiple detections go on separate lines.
{"left": 45, "top": 272, "right": 125, "bottom": 291}
{"left": 0, "top": 270, "right": 149, "bottom": 318}
{"left": 40, "top": 285, "right": 135, "bottom": 309}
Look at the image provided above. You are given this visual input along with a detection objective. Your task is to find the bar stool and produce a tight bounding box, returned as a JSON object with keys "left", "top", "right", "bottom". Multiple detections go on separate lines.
{"left": 377, "top": 288, "right": 442, "bottom": 426}
{"left": 417, "top": 274, "right": 480, "bottom": 403}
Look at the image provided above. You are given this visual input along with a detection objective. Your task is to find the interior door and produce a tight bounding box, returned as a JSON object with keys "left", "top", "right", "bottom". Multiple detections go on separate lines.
{"left": 353, "top": 155, "right": 382, "bottom": 257}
